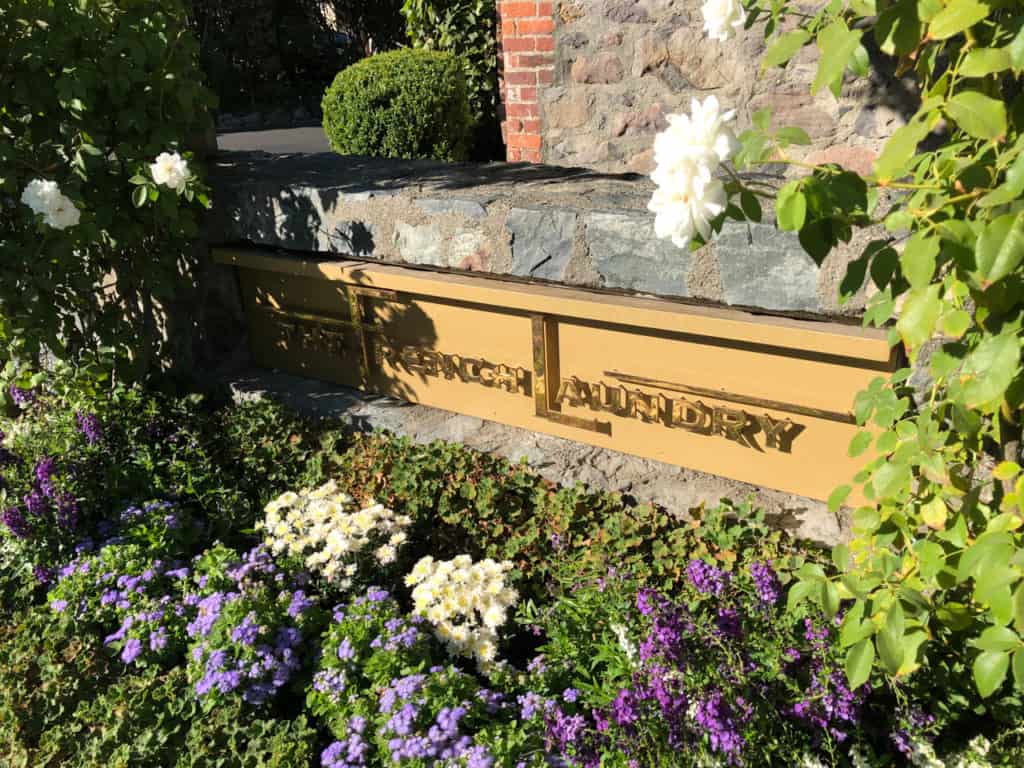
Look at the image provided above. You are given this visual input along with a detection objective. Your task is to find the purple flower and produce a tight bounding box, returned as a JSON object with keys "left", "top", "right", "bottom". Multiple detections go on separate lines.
{"left": 749, "top": 561, "right": 781, "bottom": 605}
{"left": 287, "top": 590, "right": 313, "bottom": 618}
{"left": 8, "top": 384, "right": 36, "bottom": 408}
{"left": 120, "top": 637, "right": 143, "bottom": 664}
{"left": 150, "top": 627, "right": 168, "bottom": 652}
{"left": 51, "top": 599, "right": 68, "bottom": 612}
{"left": 692, "top": 691, "right": 745, "bottom": 762}
{"left": 518, "top": 691, "right": 547, "bottom": 720}
{"left": 337, "top": 637, "right": 356, "bottom": 661}
{"left": 76, "top": 412, "right": 104, "bottom": 444}
{"left": 1, "top": 507, "right": 31, "bottom": 539}
{"left": 34, "top": 457, "right": 57, "bottom": 498}
{"left": 23, "top": 490, "right": 46, "bottom": 516}
{"left": 686, "top": 559, "right": 730, "bottom": 596}
{"left": 563, "top": 688, "right": 580, "bottom": 703}
{"left": 230, "top": 612, "right": 261, "bottom": 646}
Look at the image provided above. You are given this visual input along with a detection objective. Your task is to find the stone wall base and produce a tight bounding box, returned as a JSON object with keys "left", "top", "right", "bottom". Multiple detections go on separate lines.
{"left": 225, "top": 367, "right": 847, "bottom": 545}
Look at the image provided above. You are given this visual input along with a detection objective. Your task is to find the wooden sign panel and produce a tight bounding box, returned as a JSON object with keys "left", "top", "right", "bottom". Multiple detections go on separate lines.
{"left": 216, "top": 249, "right": 895, "bottom": 502}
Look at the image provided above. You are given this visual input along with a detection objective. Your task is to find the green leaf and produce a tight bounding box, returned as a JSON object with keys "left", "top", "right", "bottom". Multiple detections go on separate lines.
{"left": 131, "top": 186, "right": 148, "bottom": 208}
{"left": 980, "top": 152, "right": 1024, "bottom": 207}
{"left": 812, "top": 20, "right": 864, "bottom": 96}
{"left": 898, "top": 629, "right": 929, "bottom": 675}
{"left": 974, "top": 626, "right": 1021, "bottom": 652}
{"left": 1014, "top": 650, "right": 1024, "bottom": 691}
{"left": 975, "top": 212, "right": 1024, "bottom": 287}
{"left": 776, "top": 182, "right": 807, "bottom": 231}
{"left": 942, "top": 309, "right": 971, "bottom": 339}
{"left": 961, "top": 48, "right": 1012, "bottom": 77}
{"left": 877, "top": 625, "right": 905, "bottom": 674}
{"left": 787, "top": 580, "right": 816, "bottom": 612}
{"left": 752, "top": 109, "right": 772, "bottom": 131}
{"left": 946, "top": 91, "right": 1008, "bottom": 140}
{"left": 775, "top": 126, "right": 812, "bottom": 146}
{"left": 846, "top": 639, "right": 875, "bottom": 689}
{"left": 995, "top": 462, "right": 1021, "bottom": 481}
{"left": 929, "top": 0, "right": 990, "bottom": 41}
{"left": 849, "top": 43, "right": 870, "bottom": 77}
{"left": 739, "top": 189, "right": 762, "bottom": 222}
{"left": 896, "top": 284, "right": 942, "bottom": 351}
{"left": 960, "top": 332, "right": 1021, "bottom": 409}
{"left": 872, "top": 461, "right": 912, "bottom": 499}
{"left": 974, "top": 650, "right": 1010, "bottom": 698}
{"left": 1010, "top": 27, "right": 1024, "bottom": 71}
{"left": 899, "top": 232, "right": 939, "bottom": 289}
{"left": 821, "top": 581, "right": 841, "bottom": 618}
{"left": 921, "top": 496, "right": 948, "bottom": 530}
{"left": 874, "top": 119, "right": 933, "bottom": 181}
{"left": 828, "top": 484, "right": 852, "bottom": 513}
{"left": 762, "top": 29, "right": 811, "bottom": 70}
{"left": 848, "top": 430, "right": 874, "bottom": 457}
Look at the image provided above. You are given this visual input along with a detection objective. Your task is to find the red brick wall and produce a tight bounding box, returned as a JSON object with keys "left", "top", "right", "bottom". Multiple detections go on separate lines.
{"left": 496, "top": 1, "right": 554, "bottom": 163}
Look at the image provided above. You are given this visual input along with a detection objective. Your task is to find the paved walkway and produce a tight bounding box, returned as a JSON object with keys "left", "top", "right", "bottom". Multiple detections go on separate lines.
{"left": 217, "top": 127, "right": 330, "bottom": 154}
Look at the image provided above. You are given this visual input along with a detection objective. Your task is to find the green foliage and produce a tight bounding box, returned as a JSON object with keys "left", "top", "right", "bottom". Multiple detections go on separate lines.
{"left": 321, "top": 49, "right": 472, "bottom": 161}
{"left": 325, "top": 433, "right": 816, "bottom": 602}
{"left": 402, "top": 0, "right": 501, "bottom": 159}
{"left": 0, "top": 0, "right": 214, "bottom": 379}
{"left": 0, "top": 369, "right": 321, "bottom": 574}
{"left": 734, "top": 0, "right": 1024, "bottom": 714}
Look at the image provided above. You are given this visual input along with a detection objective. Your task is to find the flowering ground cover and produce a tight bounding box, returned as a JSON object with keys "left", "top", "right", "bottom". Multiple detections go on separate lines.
{"left": 1, "top": 372, "right": 1022, "bottom": 767}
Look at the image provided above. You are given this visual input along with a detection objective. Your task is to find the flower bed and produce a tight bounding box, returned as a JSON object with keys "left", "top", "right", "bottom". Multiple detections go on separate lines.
{"left": 0, "top": 373, "right": 1021, "bottom": 767}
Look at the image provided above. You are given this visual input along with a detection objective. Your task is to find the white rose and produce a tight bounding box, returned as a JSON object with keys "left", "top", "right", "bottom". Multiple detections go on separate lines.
{"left": 20, "top": 179, "right": 61, "bottom": 215}
{"left": 702, "top": 0, "right": 748, "bottom": 43}
{"left": 649, "top": 159, "right": 728, "bottom": 245}
{"left": 150, "top": 151, "right": 191, "bottom": 192}
{"left": 43, "top": 194, "right": 81, "bottom": 230}
{"left": 654, "top": 96, "right": 739, "bottom": 172}
{"left": 20, "top": 179, "right": 81, "bottom": 230}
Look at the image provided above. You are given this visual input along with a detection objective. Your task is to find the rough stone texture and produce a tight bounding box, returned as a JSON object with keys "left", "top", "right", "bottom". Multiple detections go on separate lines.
{"left": 715, "top": 222, "right": 820, "bottom": 313}
{"left": 209, "top": 148, "right": 866, "bottom": 316}
{"left": 414, "top": 198, "right": 488, "bottom": 220}
{"left": 543, "top": 0, "right": 913, "bottom": 175}
{"left": 394, "top": 222, "right": 444, "bottom": 267}
{"left": 509, "top": 208, "right": 578, "bottom": 281}
{"left": 226, "top": 367, "right": 845, "bottom": 545}
{"left": 586, "top": 212, "right": 688, "bottom": 295}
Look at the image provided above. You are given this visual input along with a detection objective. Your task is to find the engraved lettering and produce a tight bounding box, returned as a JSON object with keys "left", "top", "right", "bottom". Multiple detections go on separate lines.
{"left": 626, "top": 389, "right": 658, "bottom": 422}
{"left": 713, "top": 407, "right": 748, "bottom": 441}
{"left": 757, "top": 414, "right": 802, "bottom": 453}
{"left": 671, "top": 398, "right": 712, "bottom": 431}
{"left": 478, "top": 362, "right": 495, "bottom": 385}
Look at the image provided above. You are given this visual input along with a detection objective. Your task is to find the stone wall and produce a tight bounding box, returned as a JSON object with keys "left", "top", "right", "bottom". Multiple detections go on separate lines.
{"left": 209, "top": 150, "right": 864, "bottom": 317}
{"left": 496, "top": 0, "right": 908, "bottom": 175}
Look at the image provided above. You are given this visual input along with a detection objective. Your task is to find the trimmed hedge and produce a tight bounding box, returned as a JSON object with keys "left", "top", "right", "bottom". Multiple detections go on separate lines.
{"left": 321, "top": 49, "right": 472, "bottom": 162}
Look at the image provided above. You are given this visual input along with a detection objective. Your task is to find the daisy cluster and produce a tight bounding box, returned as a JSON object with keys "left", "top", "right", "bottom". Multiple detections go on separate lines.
{"left": 405, "top": 556, "right": 518, "bottom": 667}
{"left": 259, "top": 481, "right": 412, "bottom": 588}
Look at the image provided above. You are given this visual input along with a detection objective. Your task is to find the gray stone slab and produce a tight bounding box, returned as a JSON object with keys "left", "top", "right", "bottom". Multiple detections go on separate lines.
{"left": 415, "top": 198, "right": 488, "bottom": 220}
{"left": 393, "top": 221, "right": 444, "bottom": 266}
{"left": 508, "top": 208, "right": 577, "bottom": 281}
{"left": 585, "top": 212, "right": 689, "bottom": 296}
{"left": 715, "top": 222, "right": 820, "bottom": 313}
{"left": 224, "top": 367, "right": 843, "bottom": 545}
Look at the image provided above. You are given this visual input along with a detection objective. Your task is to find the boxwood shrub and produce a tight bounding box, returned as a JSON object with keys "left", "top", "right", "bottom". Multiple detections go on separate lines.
{"left": 321, "top": 49, "right": 472, "bottom": 162}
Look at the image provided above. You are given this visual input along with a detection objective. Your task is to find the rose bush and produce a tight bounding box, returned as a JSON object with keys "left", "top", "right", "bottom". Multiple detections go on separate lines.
{"left": 0, "top": 0, "right": 214, "bottom": 384}
{"left": 645, "top": 0, "right": 1024, "bottom": 739}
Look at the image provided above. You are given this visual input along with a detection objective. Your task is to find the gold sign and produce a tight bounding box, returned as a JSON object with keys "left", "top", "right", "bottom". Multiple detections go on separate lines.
{"left": 218, "top": 249, "right": 895, "bottom": 502}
